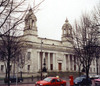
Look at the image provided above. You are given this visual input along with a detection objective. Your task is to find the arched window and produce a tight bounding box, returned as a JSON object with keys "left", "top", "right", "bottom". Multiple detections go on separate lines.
{"left": 64, "top": 29, "right": 66, "bottom": 34}
{"left": 27, "top": 52, "right": 31, "bottom": 60}
{"left": 68, "top": 29, "right": 70, "bottom": 35}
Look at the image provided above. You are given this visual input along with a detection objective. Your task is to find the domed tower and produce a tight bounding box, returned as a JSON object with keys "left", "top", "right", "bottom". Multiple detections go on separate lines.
{"left": 61, "top": 18, "right": 73, "bottom": 44}
{"left": 24, "top": 8, "right": 37, "bottom": 36}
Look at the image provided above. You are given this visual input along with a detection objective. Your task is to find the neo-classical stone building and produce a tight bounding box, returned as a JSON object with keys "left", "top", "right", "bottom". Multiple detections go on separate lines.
{"left": 0, "top": 9, "right": 97, "bottom": 77}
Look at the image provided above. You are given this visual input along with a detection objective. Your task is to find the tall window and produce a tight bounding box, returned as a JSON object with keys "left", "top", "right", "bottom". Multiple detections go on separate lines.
{"left": 94, "top": 68, "right": 95, "bottom": 72}
{"left": 50, "top": 64, "right": 53, "bottom": 70}
{"left": 50, "top": 53, "right": 53, "bottom": 70}
{"left": 1, "top": 65, "right": 4, "bottom": 72}
{"left": 10, "top": 65, "right": 12, "bottom": 71}
{"left": 66, "top": 55, "right": 68, "bottom": 70}
{"left": 64, "top": 29, "right": 66, "bottom": 34}
{"left": 28, "top": 65, "right": 30, "bottom": 71}
{"left": 70, "top": 55, "right": 72, "bottom": 70}
{"left": 74, "top": 55, "right": 76, "bottom": 71}
{"left": 27, "top": 52, "right": 31, "bottom": 60}
{"left": 93, "top": 60, "right": 95, "bottom": 65}
{"left": 58, "top": 63, "right": 62, "bottom": 70}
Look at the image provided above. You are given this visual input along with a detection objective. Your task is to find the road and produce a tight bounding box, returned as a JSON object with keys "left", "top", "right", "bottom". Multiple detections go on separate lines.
{"left": 0, "top": 84, "right": 35, "bottom": 86}
{"left": 0, "top": 79, "right": 96, "bottom": 86}
{"left": 0, "top": 81, "right": 70, "bottom": 86}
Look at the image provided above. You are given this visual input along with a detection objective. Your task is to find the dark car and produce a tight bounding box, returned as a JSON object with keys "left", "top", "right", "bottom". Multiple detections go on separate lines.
{"left": 4, "top": 76, "right": 23, "bottom": 83}
{"left": 74, "top": 76, "right": 92, "bottom": 86}
{"left": 35, "top": 77, "right": 66, "bottom": 86}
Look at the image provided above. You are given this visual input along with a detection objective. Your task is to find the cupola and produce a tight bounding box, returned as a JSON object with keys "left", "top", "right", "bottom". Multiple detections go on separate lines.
{"left": 24, "top": 8, "right": 38, "bottom": 36}
{"left": 61, "top": 18, "right": 73, "bottom": 43}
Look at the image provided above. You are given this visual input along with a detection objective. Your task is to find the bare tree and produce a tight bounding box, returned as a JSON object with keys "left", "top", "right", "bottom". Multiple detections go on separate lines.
{"left": 72, "top": 13, "right": 100, "bottom": 85}
{"left": 92, "top": 3, "right": 100, "bottom": 75}
{"left": 0, "top": 0, "right": 45, "bottom": 35}
{"left": 0, "top": 0, "right": 28, "bottom": 35}
{"left": 0, "top": 20, "right": 26, "bottom": 86}
{"left": 92, "top": 3, "right": 100, "bottom": 27}
{"left": 16, "top": 50, "right": 31, "bottom": 79}
{"left": 0, "top": 0, "right": 45, "bottom": 85}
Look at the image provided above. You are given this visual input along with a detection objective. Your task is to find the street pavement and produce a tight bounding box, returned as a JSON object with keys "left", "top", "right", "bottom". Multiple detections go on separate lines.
{"left": 0, "top": 80, "right": 70, "bottom": 86}
{"left": 0, "top": 79, "right": 96, "bottom": 86}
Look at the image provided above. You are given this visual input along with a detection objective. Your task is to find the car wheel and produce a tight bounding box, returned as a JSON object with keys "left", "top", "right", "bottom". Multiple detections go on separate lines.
{"left": 9, "top": 81, "right": 11, "bottom": 83}
{"left": 18, "top": 80, "right": 20, "bottom": 83}
{"left": 95, "top": 83, "right": 97, "bottom": 86}
{"left": 20, "top": 80, "right": 22, "bottom": 82}
{"left": 60, "top": 84, "right": 64, "bottom": 86}
{"left": 89, "top": 84, "right": 91, "bottom": 86}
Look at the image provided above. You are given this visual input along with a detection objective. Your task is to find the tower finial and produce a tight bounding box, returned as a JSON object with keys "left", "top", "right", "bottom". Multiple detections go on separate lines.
{"left": 29, "top": 7, "right": 32, "bottom": 12}
{"left": 65, "top": 18, "right": 68, "bottom": 22}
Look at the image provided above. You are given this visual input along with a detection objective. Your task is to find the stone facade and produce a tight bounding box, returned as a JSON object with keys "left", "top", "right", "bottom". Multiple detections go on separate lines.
{"left": 0, "top": 9, "right": 97, "bottom": 77}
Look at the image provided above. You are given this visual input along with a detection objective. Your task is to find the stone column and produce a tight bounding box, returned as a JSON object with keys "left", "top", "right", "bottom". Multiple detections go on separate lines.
{"left": 54, "top": 53, "right": 57, "bottom": 70}
{"left": 65, "top": 54, "right": 69, "bottom": 71}
{"left": 63, "top": 54, "right": 66, "bottom": 71}
{"left": 68, "top": 54, "right": 70, "bottom": 71}
{"left": 42, "top": 52, "right": 45, "bottom": 64}
{"left": 38, "top": 52, "right": 40, "bottom": 71}
{"left": 75, "top": 56, "right": 78, "bottom": 71}
{"left": 42, "top": 52, "right": 45, "bottom": 68}
{"left": 72, "top": 55, "right": 74, "bottom": 71}
{"left": 48, "top": 53, "right": 50, "bottom": 71}
{"left": 53, "top": 53, "right": 56, "bottom": 71}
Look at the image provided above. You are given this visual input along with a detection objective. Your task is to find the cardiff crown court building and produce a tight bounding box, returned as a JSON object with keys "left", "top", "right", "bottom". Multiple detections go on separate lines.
{"left": 0, "top": 9, "right": 97, "bottom": 77}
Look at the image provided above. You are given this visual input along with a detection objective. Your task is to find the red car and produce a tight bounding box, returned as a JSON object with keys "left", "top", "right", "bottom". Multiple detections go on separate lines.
{"left": 35, "top": 77, "right": 66, "bottom": 86}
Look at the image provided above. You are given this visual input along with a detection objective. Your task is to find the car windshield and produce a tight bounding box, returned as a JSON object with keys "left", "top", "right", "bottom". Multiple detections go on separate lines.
{"left": 44, "top": 77, "right": 52, "bottom": 82}
{"left": 10, "top": 76, "right": 16, "bottom": 78}
{"left": 75, "top": 77, "right": 84, "bottom": 81}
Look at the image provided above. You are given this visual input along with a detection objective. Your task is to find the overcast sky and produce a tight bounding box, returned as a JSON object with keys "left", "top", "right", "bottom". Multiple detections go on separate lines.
{"left": 29, "top": 0, "right": 100, "bottom": 40}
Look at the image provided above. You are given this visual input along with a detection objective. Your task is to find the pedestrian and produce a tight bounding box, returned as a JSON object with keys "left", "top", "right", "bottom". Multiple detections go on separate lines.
{"left": 32, "top": 75, "right": 33, "bottom": 81}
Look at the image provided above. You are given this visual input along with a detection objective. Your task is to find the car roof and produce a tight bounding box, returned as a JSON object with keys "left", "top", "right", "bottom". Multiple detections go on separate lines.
{"left": 47, "top": 77, "right": 59, "bottom": 79}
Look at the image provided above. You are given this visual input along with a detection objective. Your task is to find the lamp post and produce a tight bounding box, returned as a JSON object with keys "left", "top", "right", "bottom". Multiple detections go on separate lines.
{"left": 40, "top": 39, "right": 47, "bottom": 80}
{"left": 40, "top": 39, "right": 43, "bottom": 80}
{"left": 42, "top": 58, "right": 47, "bottom": 72}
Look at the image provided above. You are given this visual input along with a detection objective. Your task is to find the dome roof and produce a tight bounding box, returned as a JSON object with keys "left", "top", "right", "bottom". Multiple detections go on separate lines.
{"left": 62, "top": 18, "right": 72, "bottom": 30}
{"left": 25, "top": 8, "right": 37, "bottom": 21}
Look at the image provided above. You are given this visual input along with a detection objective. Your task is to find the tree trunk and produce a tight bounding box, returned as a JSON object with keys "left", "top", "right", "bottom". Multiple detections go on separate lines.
{"left": 78, "top": 65, "right": 81, "bottom": 76}
{"left": 86, "top": 67, "right": 89, "bottom": 86}
{"left": 7, "top": 57, "right": 10, "bottom": 86}
{"left": 96, "top": 58, "right": 98, "bottom": 75}
{"left": 8, "top": 45, "right": 11, "bottom": 86}
{"left": 5, "top": 69, "right": 8, "bottom": 78}
{"left": 13, "top": 59, "right": 15, "bottom": 76}
{"left": 20, "top": 71, "right": 22, "bottom": 78}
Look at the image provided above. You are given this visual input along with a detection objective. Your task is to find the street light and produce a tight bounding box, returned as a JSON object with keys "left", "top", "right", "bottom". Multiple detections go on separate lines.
{"left": 40, "top": 39, "right": 47, "bottom": 80}
{"left": 42, "top": 58, "right": 47, "bottom": 72}
{"left": 40, "top": 39, "right": 43, "bottom": 80}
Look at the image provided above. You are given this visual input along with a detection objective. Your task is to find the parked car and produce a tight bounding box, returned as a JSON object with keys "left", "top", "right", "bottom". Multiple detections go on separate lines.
{"left": 4, "top": 76, "right": 23, "bottom": 83}
{"left": 35, "top": 77, "right": 66, "bottom": 86}
{"left": 94, "top": 77, "right": 100, "bottom": 86}
{"left": 90, "top": 75, "right": 100, "bottom": 80}
{"left": 74, "top": 75, "right": 92, "bottom": 86}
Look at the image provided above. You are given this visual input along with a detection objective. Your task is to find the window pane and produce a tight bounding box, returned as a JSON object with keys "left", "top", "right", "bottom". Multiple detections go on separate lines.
{"left": 1, "top": 65, "right": 4, "bottom": 71}
{"left": 28, "top": 65, "right": 30, "bottom": 71}
{"left": 27, "top": 52, "right": 31, "bottom": 60}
